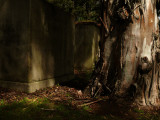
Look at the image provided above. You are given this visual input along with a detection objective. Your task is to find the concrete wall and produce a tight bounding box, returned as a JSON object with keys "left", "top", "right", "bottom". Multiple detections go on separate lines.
{"left": 29, "top": 0, "right": 75, "bottom": 83}
{"left": 0, "top": 0, "right": 75, "bottom": 92}
{"left": 75, "top": 22, "right": 100, "bottom": 71}
{"left": 0, "top": 0, "right": 30, "bottom": 83}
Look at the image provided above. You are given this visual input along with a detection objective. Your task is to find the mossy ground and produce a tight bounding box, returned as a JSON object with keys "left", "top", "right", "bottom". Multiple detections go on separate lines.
{"left": 0, "top": 97, "right": 105, "bottom": 120}
{"left": 1, "top": 91, "right": 160, "bottom": 120}
{"left": 0, "top": 72, "right": 160, "bottom": 120}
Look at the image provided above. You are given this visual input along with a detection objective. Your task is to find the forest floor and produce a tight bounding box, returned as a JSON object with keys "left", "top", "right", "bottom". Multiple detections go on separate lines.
{"left": 0, "top": 72, "right": 160, "bottom": 120}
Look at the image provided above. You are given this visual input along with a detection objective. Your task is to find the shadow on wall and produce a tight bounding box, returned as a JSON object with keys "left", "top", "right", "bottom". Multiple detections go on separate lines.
{"left": 0, "top": 21, "right": 28, "bottom": 82}
{"left": 29, "top": 0, "right": 75, "bottom": 84}
{"left": 74, "top": 22, "right": 100, "bottom": 72}
{"left": 0, "top": 0, "right": 75, "bottom": 91}
{"left": 0, "top": 0, "right": 30, "bottom": 83}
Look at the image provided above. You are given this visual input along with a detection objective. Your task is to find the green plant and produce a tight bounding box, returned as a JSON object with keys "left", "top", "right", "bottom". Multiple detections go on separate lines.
{"left": 46, "top": 0, "right": 101, "bottom": 22}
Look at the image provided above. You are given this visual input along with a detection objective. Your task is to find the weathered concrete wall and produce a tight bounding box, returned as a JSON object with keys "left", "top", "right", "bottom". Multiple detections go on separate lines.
{"left": 0, "top": 0, "right": 75, "bottom": 92}
{"left": 0, "top": 0, "right": 30, "bottom": 83}
{"left": 29, "top": 0, "right": 75, "bottom": 82}
{"left": 75, "top": 22, "right": 100, "bottom": 71}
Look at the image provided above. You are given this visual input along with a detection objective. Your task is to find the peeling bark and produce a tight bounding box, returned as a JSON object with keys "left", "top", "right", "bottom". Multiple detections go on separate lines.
{"left": 85, "top": 0, "right": 160, "bottom": 106}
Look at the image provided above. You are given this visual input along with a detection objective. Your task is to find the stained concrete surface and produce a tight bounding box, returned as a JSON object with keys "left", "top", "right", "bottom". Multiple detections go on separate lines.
{"left": 0, "top": 0, "right": 75, "bottom": 92}
{"left": 75, "top": 22, "right": 100, "bottom": 71}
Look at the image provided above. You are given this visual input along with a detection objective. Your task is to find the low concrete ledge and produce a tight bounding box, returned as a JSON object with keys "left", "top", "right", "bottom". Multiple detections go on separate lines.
{"left": 0, "top": 79, "right": 55, "bottom": 93}
{"left": 0, "top": 74, "right": 74, "bottom": 93}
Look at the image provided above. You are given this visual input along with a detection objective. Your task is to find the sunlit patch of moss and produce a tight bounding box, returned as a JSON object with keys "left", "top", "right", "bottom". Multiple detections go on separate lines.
{"left": 82, "top": 105, "right": 92, "bottom": 111}
{"left": 0, "top": 97, "right": 105, "bottom": 120}
{"left": 133, "top": 108, "right": 144, "bottom": 114}
{"left": 0, "top": 99, "right": 5, "bottom": 105}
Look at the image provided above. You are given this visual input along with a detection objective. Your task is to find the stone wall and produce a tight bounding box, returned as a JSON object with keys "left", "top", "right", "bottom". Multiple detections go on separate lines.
{"left": 0, "top": 0, "right": 75, "bottom": 92}
{"left": 74, "top": 22, "right": 100, "bottom": 71}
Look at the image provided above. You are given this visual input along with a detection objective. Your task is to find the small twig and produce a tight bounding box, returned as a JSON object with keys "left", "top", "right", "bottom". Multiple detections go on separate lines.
{"left": 75, "top": 99, "right": 91, "bottom": 102}
{"left": 78, "top": 98, "right": 108, "bottom": 107}
{"left": 74, "top": 98, "right": 91, "bottom": 101}
{"left": 133, "top": 4, "right": 141, "bottom": 11}
{"left": 41, "top": 108, "right": 55, "bottom": 111}
{"left": 93, "top": 85, "right": 102, "bottom": 98}
{"left": 99, "top": 17, "right": 109, "bottom": 33}
{"left": 104, "top": 85, "right": 111, "bottom": 93}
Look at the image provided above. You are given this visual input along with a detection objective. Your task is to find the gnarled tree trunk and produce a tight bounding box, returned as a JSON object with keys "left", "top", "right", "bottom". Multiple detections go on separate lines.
{"left": 86, "top": 0, "right": 160, "bottom": 106}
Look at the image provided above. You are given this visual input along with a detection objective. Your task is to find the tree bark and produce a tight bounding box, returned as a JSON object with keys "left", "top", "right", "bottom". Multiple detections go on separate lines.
{"left": 86, "top": 0, "right": 160, "bottom": 106}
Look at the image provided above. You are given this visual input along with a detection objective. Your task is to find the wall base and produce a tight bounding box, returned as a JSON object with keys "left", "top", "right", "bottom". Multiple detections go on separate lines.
{"left": 0, "top": 75, "right": 73, "bottom": 93}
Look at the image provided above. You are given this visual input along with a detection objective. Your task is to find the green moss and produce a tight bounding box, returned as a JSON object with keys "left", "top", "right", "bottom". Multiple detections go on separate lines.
{"left": 0, "top": 97, "right": 105, "bottom": 120}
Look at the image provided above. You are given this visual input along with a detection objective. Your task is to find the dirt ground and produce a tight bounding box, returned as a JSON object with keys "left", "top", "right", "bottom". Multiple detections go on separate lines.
{"left": 0, "top": 84, "right": 160, "bottom": 120}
